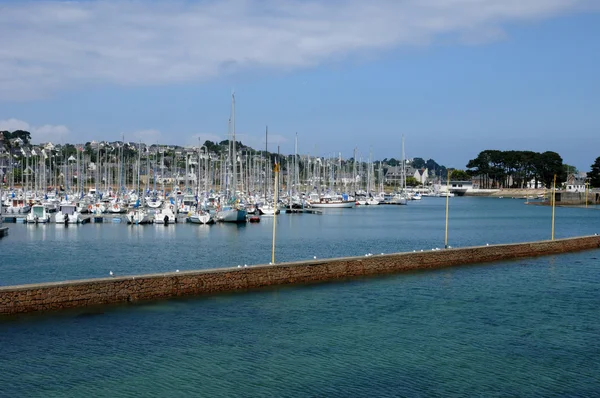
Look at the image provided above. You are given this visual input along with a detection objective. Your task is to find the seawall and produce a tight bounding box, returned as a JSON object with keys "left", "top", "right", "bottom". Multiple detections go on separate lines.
{"left": 2, "top": 235, "right": 599, "bottom": 315}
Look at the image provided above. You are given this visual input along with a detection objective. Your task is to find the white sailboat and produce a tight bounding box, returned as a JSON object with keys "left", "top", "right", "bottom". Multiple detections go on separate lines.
{"left": 217, "top": 93, "right": 247, "bottom": 223}
{"left": 127, "top": 141, "right": 152, "bottom": 224}
{"left": 188, "top": 208, "right": 214, "bottom": 224}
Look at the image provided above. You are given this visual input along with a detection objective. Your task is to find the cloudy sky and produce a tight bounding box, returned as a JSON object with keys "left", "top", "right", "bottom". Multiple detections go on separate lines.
{"left": 1, "top": 0, "right": 599, "bottom": 169}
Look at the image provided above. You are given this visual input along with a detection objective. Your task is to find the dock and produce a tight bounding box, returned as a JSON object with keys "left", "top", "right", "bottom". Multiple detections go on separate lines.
{"left": 285, "top": 208, "right": 322, "bottom": 214}
{"left": 2, "top": 235, "right": 599, "bottom": 315}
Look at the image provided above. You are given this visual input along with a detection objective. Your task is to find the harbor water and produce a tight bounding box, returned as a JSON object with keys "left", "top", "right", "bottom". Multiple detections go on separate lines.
{"left": 1, "top": 197, "right": 600, "bottom": 396}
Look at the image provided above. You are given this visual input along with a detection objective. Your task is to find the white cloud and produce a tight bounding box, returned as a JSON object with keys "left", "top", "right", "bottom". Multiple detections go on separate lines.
{"left": 0, "top": 0, "right": 595, "bottom": 100}
{"left": 0, "top": 118, "right": 70, "bottom": 143}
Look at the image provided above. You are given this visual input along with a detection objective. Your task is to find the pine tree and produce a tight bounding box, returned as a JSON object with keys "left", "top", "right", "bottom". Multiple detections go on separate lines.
{"left": 589, "top": 157, "right": 600, "bottom": 188}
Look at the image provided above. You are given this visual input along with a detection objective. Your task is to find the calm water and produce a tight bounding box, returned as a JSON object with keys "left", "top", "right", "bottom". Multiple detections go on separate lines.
{"left": 1, "top": 198, "right": 600, "bottom": 396}
{"left": 1, "top": 197, "right": 599, "bottom": 286}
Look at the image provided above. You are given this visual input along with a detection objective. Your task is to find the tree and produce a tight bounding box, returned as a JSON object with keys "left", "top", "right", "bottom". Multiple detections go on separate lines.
{"left": 405, "top": 176, "right": 420, "bottom": 187}
{"left": 411, "top": 157, "right": 426, "bottom": 169}
{"left": 536, "top": 151, "right": 566, "bottom": 188}
{"left": 563, "top": 164, "right": 578, "bottom": 176}
{"left": 10, "top": 130, "right": 32, "bottom": 145}
{"left": 450, "top": 169, "right": 471, "bottom": 181}
{"left": 589, "top": 157, "right": 600, "bottom": 188}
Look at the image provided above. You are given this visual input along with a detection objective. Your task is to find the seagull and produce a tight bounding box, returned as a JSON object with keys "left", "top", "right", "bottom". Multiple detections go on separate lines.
{"left": 421, "top": 249, "right": 424, "bottom": 252}
{"left": 314, "top": 256, "right": 317, "bottom": 259}
{"left": 237, "top": 265, "right": 242, "bottom": 268}
{"left": 413, "top": 250, "right": 416, "bottom": 252}
{"left": 381, "top": 253, "right": 384, "bottom": 255}
{"left": 244, "top": 264, "right": 248, "bottom": 267}
{"left": 176, "top": 269, "right": 179, "bottom": 273}
{"left": 486, "top": 243, "right": 489, "bottom": 246}
{"left": 109, "top": 271, "right": 114, "bottom": 277}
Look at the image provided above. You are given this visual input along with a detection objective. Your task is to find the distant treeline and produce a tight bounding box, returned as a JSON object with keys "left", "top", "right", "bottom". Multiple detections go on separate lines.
{"left": 466, "top": 150, "right": 568, "bottom": 189}
{"left": 1, "top": 130, "right": 31, "bottom": 145}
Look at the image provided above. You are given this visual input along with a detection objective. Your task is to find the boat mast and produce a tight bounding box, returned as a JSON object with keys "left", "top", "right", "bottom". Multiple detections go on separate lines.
{"left": 264, "top": 126, "right": 268, "bottom": 203}
{"left": 401, "top": 134, "right": 406, "bottom": 191}
{"left": 231, "top": 92, "right": 237, "bottom": 199}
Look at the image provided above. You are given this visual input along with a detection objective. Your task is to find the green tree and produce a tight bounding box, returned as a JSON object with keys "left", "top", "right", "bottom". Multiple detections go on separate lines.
{"left": 411, "top": 157, "right": 426, "bottom": 169}
{"left": 405, "top": 176, "right": 420, "bottom": 187}
{"left": 563, "top": 164, "right": 578, "bottom": 176}
{"left": 450, "top": 169, "right": 471, "bottom": 180}
{"left": 535, "top": 151, "right": 566, "bottom": 188}
{"left": 589, "top": 157, "right": 600, "bottom": 188}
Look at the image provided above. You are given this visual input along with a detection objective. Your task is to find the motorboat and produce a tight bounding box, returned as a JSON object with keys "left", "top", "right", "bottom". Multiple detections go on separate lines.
{"left": 126, "top": 208, "right": 152, "bottom": 225}
{"left": 7, "top": 198, "right": 31, "bottom": 214}
{"left": 26, "top": 204, "right": 51, "bottom": 223}
{"left": 55, "top": 204, "right": 81, "bottom": 224}
{"left": 154, "top": 204, "right": 176, "bottom": 224}
{"left": 258, "top": 203, "right": 280, "bottom": 216}
{"left": 308, "top": 193, "right": 355, "bottom": 208}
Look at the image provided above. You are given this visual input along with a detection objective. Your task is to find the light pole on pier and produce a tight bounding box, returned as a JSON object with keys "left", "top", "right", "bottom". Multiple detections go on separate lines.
{"left": 585, "top": 179, "right": 590, "bottom": 208}
{"left": 444, "top": 169, "right": 450, "bottom": 249}
{"left": 551, "top": 174, "right": 557, "bottom": 241}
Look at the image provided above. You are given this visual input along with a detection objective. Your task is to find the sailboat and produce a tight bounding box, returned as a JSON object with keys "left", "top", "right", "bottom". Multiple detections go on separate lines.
{"left": 127, "top": 142, "right": 152, "bottom": 224}
{"left": 216, "top": 93, "right": 248, "bottom": 223}
{"left": 391, "top": 135, "right": 408, "bottom": 205}
{"left": 258, "top": 126, "right": 279, "bottom": 216}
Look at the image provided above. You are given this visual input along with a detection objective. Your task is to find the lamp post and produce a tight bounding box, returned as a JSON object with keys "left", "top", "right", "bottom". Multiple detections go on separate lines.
{"left": 585, "top": 179, "right": 590, "bottom": 208}
{"left": 551, "top": 174, "right": 557, "bottom": 240}
{"left": 444, "top": 169, "right": 450, "bottom": 249}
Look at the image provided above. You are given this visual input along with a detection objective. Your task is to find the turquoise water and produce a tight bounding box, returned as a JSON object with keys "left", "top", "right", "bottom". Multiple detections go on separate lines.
{"left": 1, "top": 198, "right": 599, "bottom": 286}
{"left": 1, "top": 198, "right": 600, "bottom": 396}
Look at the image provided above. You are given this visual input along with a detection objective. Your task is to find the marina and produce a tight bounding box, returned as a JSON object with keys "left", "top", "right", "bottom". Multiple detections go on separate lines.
{"left": 1, "top": 197, "right": 600, "bottom": 397}
{"left": 2, "top": 2, "right": 600, "bottom": 395}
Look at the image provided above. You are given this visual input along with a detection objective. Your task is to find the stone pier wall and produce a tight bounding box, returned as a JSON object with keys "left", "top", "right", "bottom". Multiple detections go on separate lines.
{"left": 1, "top": 235, "right": 599, "bottom": 315}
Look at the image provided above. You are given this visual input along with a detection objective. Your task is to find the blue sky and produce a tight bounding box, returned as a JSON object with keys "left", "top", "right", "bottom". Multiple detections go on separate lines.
{"left": 1, "top": 0, "right": 599, "bottom": 170}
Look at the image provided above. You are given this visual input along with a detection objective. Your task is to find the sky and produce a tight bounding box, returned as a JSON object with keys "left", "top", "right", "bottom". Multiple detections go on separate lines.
{"left": 1, "top": 0, "right": 599, "bottom": 170}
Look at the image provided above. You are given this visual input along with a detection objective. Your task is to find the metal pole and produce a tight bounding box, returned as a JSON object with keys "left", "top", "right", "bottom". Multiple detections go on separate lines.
{"left": 444, "top": 169, "right": 450, "bottom": 249}
{"left": 271, "top": 162, "right": 280, "bottom": 264}
{"left": 585, "top": 181, "right": 589, "bottom": 208}
{"left": 551, "top": 174, "right": 556, "bottom": 240}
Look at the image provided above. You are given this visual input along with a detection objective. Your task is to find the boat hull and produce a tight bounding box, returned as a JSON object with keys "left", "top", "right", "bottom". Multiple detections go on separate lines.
{"left": 217, "top": 209, "right": 247, "bottom": 223}
{"left": 309, "top": 201, "right": 355, "bottom": 208}
{"left": 188, "top": 213, "right": 214, "bottom": 224}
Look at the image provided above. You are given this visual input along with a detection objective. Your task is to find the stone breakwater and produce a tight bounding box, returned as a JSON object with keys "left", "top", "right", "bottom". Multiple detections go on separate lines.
{"left": 2, "top": 235, "right": 600, "bottom": 315}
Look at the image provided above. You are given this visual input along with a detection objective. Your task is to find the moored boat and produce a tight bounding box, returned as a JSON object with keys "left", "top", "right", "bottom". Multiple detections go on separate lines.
{"left": 54, "top": 204, "right": 82, "bottom": 224}
{"left": 26, "top": 204, "right": 51, "bottom": 223}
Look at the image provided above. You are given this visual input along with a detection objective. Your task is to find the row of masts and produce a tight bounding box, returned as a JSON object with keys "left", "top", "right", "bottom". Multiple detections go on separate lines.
{"left": 1, "top": 95, "right": 407, "bottom": 199}
{"left": 3, "top": 147, "right": 397, "bottom": 197}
